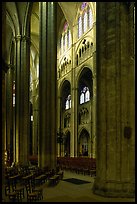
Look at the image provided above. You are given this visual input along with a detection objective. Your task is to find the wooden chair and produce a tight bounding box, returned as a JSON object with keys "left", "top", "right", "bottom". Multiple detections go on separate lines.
{"left": 12, "top": 182, "right": 25, "bottom": 200}
{"left": 5, "top": 182, "right": 21, "bottom": 202}
{"left": 25, "top": 181, "right": 43, "bottom": 202}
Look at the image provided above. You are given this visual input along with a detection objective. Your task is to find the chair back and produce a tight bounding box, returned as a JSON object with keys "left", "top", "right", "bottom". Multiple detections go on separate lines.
{"left": 25, "top": 181, "right": 32, "bottom": 195}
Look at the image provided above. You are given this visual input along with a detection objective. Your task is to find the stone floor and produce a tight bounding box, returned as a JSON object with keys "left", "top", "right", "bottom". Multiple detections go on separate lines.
{"left": 3, "top": 170, "right": 135, "bottom": 202}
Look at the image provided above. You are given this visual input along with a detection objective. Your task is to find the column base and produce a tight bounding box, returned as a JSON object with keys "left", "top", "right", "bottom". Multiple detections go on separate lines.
{"left": 93, "top": 178, "right": 135, "bottom": 198}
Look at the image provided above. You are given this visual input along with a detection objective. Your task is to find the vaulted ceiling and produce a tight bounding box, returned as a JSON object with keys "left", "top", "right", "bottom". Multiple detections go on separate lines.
{"left": 5, "top": 2, "right": 82, "bottom": 64}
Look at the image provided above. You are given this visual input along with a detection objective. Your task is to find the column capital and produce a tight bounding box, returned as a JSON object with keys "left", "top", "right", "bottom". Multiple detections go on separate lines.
{"left": 14, "top": 35, "right": 31, "bottom": 44}
{"left": 8, "top": 64, "right": 15, "bottom": 70}
{"left": 22, "top": 35, "right": 30, "bottom": 43}
{"left": 15, "top": 35, "right": 22, "bottom": 42}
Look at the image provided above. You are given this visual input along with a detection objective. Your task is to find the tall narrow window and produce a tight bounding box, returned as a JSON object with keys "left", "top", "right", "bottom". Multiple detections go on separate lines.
{"left": 68, "top": 94, "right": 71, "bottom": 108}
{"left": 85, "top": 88, "right": 90, "bottom": 102}
{"left": 78, "top": 16, "right": 82, "bottom": 38}
{"left": 13, "top": 94, "right": 15, "bottom": 107}
{"left": 63, "top": 35, "right": 65, "bottom": 52}
{"left": 65, "top": 33, "right": 67, "bottom": 49}
{"left": 61, "top": 35, "right": 63, "bottom": 54}
{"left": 60, "top": 21, "right": 71, "bottom": 54}
{"left": 65, "top": 99, "right": 69, "bottom": 110}
{"left": 80, "top": 92, "right": 84, "bottom": 104}
{"left": 13, "top": 81, "right": 15, "bottom": 107}
{"left": 65, "top": 94, "right": 71, "bottom": 110}
{"left": 83, "top": 12, "right": 87, "bottom": 33}
{"left": 68, "top": 30, "right": 71, "bottom": 48}
{"left": 88, "top": 8, "right": 93, "bottom": 28}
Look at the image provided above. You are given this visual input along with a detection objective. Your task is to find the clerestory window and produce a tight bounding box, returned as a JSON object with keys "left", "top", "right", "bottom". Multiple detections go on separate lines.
{"left": 78, "top": 2, "right": 93, "bottom": 39}
{"left": 60, "top": 21, "right": 71, "bottom": 55}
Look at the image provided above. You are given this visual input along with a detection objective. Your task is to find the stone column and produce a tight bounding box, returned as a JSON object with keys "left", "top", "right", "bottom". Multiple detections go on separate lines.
{"left": 31, "top": 81, "right": 39, "bottom": 156}
{"left": 2, "top": 3, "right": 7, "bottom": 201}
{"left": 74, "top": 87, "right": 78, "bottom": 157}
{"left": 57, "top": 95, "right": 62, "bottom": 157}
{"left": 70, "top": 87, "right": 75, "bottom": 157}
{"left": 20, "top": 35, "right": 30, "bottom": 164}
{"left": 6, "top": 65, "right": 14, "bottom": 165}
{"left": 32, "top": 98, "right": 38, "bottom": 155}
{"left": 71, "top": 81, "right": 78, "bottom": 157}
{"left": 92, "top": 72, "right": 97, "bottom": 159}
{"left": 15, "top": 34, "right": 30, "bottom": 164}
{"left": 39, "top": 2, "right": 57, "bottom": 169}
{"left": 12, "top": 40, "right": 16, "bottom": 163}
{"left": 92, "top": 17, "right": 97, "bottom": 159}
{"left": 93, "top": 2, "right": 135, "bottom": 197}
{"left": 15, "top": 35, "right": 21, "bottom": 163}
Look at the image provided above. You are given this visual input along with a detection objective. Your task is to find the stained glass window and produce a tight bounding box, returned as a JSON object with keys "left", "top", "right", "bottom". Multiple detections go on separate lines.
{"left": 68, "top": 30, "right": 71, "bottom": 48}
{"left": 88, "top": 8, "right": 92, "bottom": 28}
{"left": 65, "top": 99, "right": 69, "bottom": 110}
{"left": 64, "top": 21, "right": 68, "bottom": 32}
{"left": 13, "top": 81, "right": 15, "bottom": 107}
{"left": 85, "top": 89, "right": 90, "bottom": 102}
{"left": 63, "top": 35, "right": 65, "bottom": 51}
{"left": 83, "top": 12, "right": 87, "bottom": 33}
{"left": 65, "top": 33, "right": 67, "bottom": 49}
{"left": 65, "top": 94, "right": 71, "bottom": 110}
{"left": 78, "top": 2, "right": 93, "bottom": 38}
{"left": 80, "top": 86, "right": 90, "bottom": 104}
{"left": 81, "top": 2, "right": 87, "bottom": 10}
{"left": 78, "top": 16, "right": 82, "bottom": 38}
{"left": 80, "top": 92, "right": 84, "bottom": 104}
{"left": 60, "top": 21, "right": 71, "bottom": 54}
{"left": 13, "top": 94, "right": 15, "bottom": 107}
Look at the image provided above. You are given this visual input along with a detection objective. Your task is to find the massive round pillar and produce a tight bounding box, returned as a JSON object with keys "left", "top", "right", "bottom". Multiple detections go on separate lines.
{"left": 39, "top": 2, "right": 57, "bottom": 169}
{"left": 93, "top": 2, "right": 135, "bottom": 197}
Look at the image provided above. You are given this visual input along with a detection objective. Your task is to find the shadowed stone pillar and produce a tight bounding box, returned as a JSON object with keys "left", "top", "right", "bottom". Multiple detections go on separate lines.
{"left": 71, "top": 86, "right": 78, "bottom": 157}
{"left": 32, "top": 100, "right": 38, "bottom": 155}
{"left": 71, "top": 48, "right": 76, "bottom": 157}
{"left": 39, "top": 2, "right": 57, "bottom": 169}
{"left": 20, "top": 35, "right": 30, "bottom": 164}
{"left": 15, "top": 34, "right": 30, "bottom": 164}
{"left": 92, "top": 73, "right": 96, "bottom": 159}
{"left": 57, "top": 96, "right": 62, "bottom": 157}
{"left": 6, "top": 65, "right": 14, "bottom": 165}
{"left": 31, "top": 79, "right": 39, "bottom": 155}
{"left": 93, "top": 2, "right": 135, "bottom": 197}
{"left": 15, "top": 35, "right": 21, "bottom": 163}
{"left": 2, "top": 3, "right": 7, "bottom": 201}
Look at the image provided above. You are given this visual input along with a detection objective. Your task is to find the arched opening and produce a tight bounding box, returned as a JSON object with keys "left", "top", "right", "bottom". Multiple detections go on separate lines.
{"left": 78, "top": 129, "right": 89, "bottom": 157}
{"left": 64, "top": 131, "right": 70, "bottom": 157}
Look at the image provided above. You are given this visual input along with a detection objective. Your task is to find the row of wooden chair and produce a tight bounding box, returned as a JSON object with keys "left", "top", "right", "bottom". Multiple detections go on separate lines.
{"left": 57, "top": 157, "right": 96, "bottom": 176}
{"left": 5, "top": 164, "right": 64, "bottom": 202}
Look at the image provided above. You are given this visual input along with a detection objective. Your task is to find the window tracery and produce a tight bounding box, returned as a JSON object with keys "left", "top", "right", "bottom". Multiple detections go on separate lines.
{"left": 80, "top": 86, "right": 90, "bottom": 104}
{"left": 78, "top": 2, "right": 93, "bottom": 39}
{"left": 60, "top": 21, "right": 71, "bottom": 55}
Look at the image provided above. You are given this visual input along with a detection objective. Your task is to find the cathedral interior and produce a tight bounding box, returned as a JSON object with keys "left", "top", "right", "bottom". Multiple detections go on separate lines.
{"left": 2, "top": 2, "right": 135, "bottom": 202}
